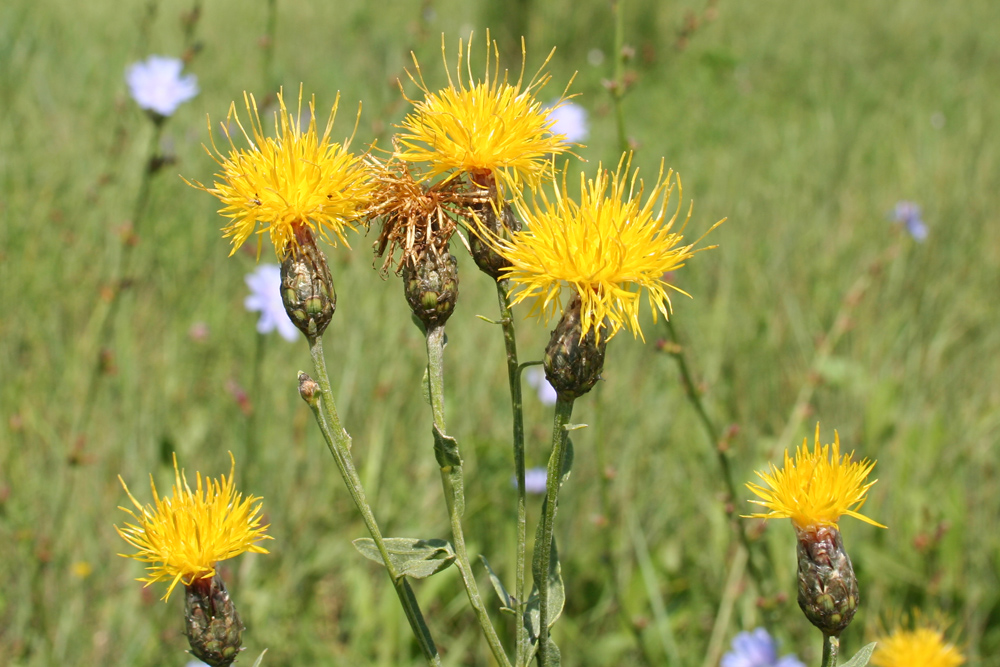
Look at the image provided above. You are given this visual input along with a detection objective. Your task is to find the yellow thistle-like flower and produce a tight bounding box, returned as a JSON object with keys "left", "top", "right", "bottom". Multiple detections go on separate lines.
{"left": 485, "top": 154, "right": 720, "bottom": 343}
{"left": 872, "top": 626, "right": 965, "bottom": 667}
{"left": 186, "top": 87, "right": 375, "bottom": 259}
{"left": 745, "top": 424, "right": 886, "bottom": 530}
{"left": 396, "top": 33, "right": 575, "bottom": 196}
{"left": 116, "top": 453, "right": 271, "bottom": 601}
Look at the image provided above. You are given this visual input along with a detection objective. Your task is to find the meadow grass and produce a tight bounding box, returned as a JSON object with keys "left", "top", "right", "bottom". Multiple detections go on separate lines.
{"left": 1, "top": 0, "right": 998, "bottom": 665}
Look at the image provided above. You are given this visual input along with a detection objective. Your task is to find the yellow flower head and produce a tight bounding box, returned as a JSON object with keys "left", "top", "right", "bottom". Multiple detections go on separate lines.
{"left": 396, "top": 32, "right": 575, "bottom": 197}
{"left": 116, "top": 453, "right": 272, "bottom": 601}
{"left": 486, "top": 154, "right": 720, "bottom": 343}
{"left": 186, "top": 86, "right": 375, "bottom": 259}
{"left": 745, "top": 424, "right": 886, "bottom": 530}
{"left": 872, "top": 626, "right": 965, "bottom": 667}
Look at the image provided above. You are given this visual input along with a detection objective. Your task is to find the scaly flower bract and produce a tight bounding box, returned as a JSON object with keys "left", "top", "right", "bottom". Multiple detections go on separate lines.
{"left": 126, "top": 55, "right": 199, "bottom": 117}
{"left": 396, "top": 33, "right": 575, "bottom": 196}
{"left": 745, "top": 424, "right": 886, "bottom": 530}
{"left": 872, "top": 626, "right": 964, "bottom": 667}
{"left": 244, "top": 264, "right": 298, "bottom": 342}
{"left": 487, "top": 154, "right": 720, "bottom": 343}
{"left": 186, "top": 87, "right": 375, "bottom": 259}
{"left": 116, "top": 453, "right": 271, "bottom": 601}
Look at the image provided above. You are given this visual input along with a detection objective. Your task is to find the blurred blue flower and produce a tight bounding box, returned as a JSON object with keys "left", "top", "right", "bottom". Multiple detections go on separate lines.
{"left": 511, "top": 467, "right": 549, "bottom": 494}
{"left": 126, "top": 55, "right": 199, "bottom": 117}
{"left": 889, "top": 201, "right": 928, "bottom": 242}
{"left": 525, "top": 367, "right": 558, "bottom": 405}
{"left": 244, "top": 264, "right": 298, "bottom": 342}
{"left": 721, "top": 628, "right": 805, "bottom": 667}
{"left": 545, "top": 101, "right": 588, "bottom": 143}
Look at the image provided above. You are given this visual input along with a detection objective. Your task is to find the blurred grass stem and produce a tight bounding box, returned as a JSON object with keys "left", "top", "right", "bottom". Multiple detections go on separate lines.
{"left": 306, "top": 335, "right": 441, "bottom": 666}
{"left": 424, "top": 325, "right": 512, "bottom": 667}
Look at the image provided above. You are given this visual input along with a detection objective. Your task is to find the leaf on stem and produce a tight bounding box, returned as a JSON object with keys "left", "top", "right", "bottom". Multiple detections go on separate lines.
{"left": 352, "top": 537, "right": 457, "bottom": 579}
{"left": 479, "top": 554, "right": 516, "bottom": 614}
{"left": 840, "top": 642, "right": 877, "bottom": 667}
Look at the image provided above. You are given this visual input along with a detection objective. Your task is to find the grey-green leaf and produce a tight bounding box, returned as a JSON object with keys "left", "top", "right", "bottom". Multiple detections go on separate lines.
{"left": 840, "top": 642, "right": 877, "bottom": 667}
{"left": 479, "top": 554, "right": 515, "bottom": 613}
{"left": 250, "top": 649, "right": 268, "bottom": 667}
{"left": 352, "top": 537, "right": 456, "bottom": 579}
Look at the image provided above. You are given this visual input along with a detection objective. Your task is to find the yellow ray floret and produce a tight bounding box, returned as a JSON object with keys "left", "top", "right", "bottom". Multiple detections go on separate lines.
{"left": 186, "top": 86, "right": 375, "bottom": 258}
{"left": 116, "top": 453, "right": 271, "bottom": 601}
{"left": 745, "top": 424, "right": 886, "bottom": 530}
{"left": 486, "top": 154, "right": 720, "bottom": 343}
{"left": 396, "top": 33, "right": 575, "bottom": 196}
{"left": 872, "top": 627, "right": 965, "bottom": 667}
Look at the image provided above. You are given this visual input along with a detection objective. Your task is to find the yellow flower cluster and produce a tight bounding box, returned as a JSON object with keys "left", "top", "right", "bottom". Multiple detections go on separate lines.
{"left": 116, "top": 453, "right": 271, "bottom": 601}
{"left": 745, "top": 424, "right": 886, "bottom": 530}
{"left": 872, "top": 626, "right": 965, "bottom": 667}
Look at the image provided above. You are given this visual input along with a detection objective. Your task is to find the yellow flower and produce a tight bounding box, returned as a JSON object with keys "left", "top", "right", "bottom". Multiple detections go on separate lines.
{"left": 186, "top": 87, "right": 375, "bottom": 259}
{"left": 872, "top": 626, "right": 965, "bottom": 667}
{"left": 116, "top": 453, "right": 271, "bottom": 601}
{"left": 486, "top": 154, "right": 719, "bottom": 343}
{"left": 745, "top": 424, "right": 886, "bottom": 530}
{"left": 396, "top": 33, "right": 574, "bottom": 196}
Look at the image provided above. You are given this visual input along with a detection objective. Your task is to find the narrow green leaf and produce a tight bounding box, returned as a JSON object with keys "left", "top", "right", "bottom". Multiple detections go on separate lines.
{"left": 250, "top": 649, "right": 268, "bottom": 667}
{"left": 432, "top": 425, "right": 465, "bottom": 516}
{"left": 840, "top": 642, "right": 877, "bottom": 667}
{"left": 479, "top": 554, "right": 515, "bottom": 613}
{"left": 352, "top": 537, "right": 456, "bottom": 579}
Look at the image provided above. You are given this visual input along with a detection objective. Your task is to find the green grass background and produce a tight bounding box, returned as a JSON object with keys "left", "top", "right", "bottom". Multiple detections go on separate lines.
{"left": 1, "top": 0, "right": 998, "bottom": 665}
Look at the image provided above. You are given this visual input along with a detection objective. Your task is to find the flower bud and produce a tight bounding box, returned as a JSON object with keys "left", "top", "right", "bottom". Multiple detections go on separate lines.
{"left": 469, "top": 183, "right": 521, "bottom": 280}
{"left": 183, "top": 573, "right": 243, "bottom": 667}
{"left": 280, "top": 225, "right": 336, "bottom": 340}
{"left": 403, "top": 250, "right": 460, "bottom": 329}
{"left": 543, "top": 293, "right": 608, "bottom": 400}
{"left": 795, "top": 524, "right": 859, "bottom": 636}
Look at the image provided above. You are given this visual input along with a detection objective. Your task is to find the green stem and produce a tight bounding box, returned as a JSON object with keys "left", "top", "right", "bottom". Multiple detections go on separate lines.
{"left": 496, "top": 280, "right": 529, "bottom": 666}
{"left": 663, "top": 317, "right": 777, "bottom": 608}
{"left": 537, "top": 398, "right": 574, "bottom": 667}
{"left": 424, "top": 325, "right": 512, "bottom": 667}
{"left": 306, "top": 336, "right": 441, "bottom": 667}
{"left": 611, "top": 0, "right": 629, "bottom": 155}
{"left": 821, "top": 633, "right": 840, "bottom": 667}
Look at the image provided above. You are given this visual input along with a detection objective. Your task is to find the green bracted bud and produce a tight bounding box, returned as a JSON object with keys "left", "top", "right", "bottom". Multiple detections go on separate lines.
{"left": 543, "top": 293, "right": 608, "bottom": 400}
{"left": 469, "top": 197, "right": 521, "bottom": 281}
{"left": 403, "top": 251, "right": 460, "bottom": 329}
{"left": 183, "top": 573, "right": 244, "bottom": 667}
{"left": 795, "top": 524, "right": 859, "bottom": 637}
{"left": 280, "top": 226, "right": 336, "bottom": 340}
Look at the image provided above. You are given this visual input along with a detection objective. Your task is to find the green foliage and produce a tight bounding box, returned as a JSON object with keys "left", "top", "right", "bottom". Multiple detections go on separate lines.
{"left": 1, "top": 0, "right": 999, "bottom": 665}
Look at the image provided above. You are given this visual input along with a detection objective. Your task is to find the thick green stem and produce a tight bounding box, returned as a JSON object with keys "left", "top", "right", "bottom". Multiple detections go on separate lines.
{"left": 307, "top": 336, "right": 441, "bottom": 667}
{"left": 537, "top": 398, "right": 574, "bottom": 667}
{"left": 821, "top": 633, "right": 840, "bottom": 667}
{"left": 496, "top": 280, "right": 529, "bottom": 666}
{"left": 424, "top": 326, "right": 512, "bottom": 667}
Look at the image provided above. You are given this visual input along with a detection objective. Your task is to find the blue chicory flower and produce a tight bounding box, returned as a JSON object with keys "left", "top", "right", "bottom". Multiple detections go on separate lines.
{"left": 721, "top": 628, "right": 805, "bottom": 667}
{"left": 889, "top": 201, "right": 928, "bottom": 242}
{"left": 244, "top": 264, "right": 298, "bottom": 342}
{"left": 545, "top": 101, "right": 589, "bottom": 143}
{"left": 511, "top": 467, "right": 549, "bottom": 495}
{"left": 525, "top": 367, "right": 558, "bottom": 406}
{"left": 126, "top": 55, "right": 199, "bottom": 117}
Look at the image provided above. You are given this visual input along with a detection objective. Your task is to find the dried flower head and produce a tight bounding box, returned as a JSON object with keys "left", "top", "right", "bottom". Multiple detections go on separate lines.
{"left": 484, "top": 154, "right": 720, "bottom": 343}
{"left": 366, "top": 150, "right": 486, "bottom": 275}
{"left": 116, "top": 453, "right": 271, "bottom": 601}
{"left": 396, "top": 33, "right": 575, "bottom": 197}
{"left": 186, "top": 87, "right": 375, "bottom": 259}
{"left": 745, "top": 424, "right": 886, "bottom": 530}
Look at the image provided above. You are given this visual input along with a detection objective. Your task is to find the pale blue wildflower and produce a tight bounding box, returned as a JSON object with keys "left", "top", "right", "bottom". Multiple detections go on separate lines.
{"left": 244, "top": 264, "right": 298, "bottom": 342}
{"left": 545, "top": 101, "right": 588, "bottom": 143}
{"left": 525, "top": 367, "right": 558, "bottom": 405}
{"left": 722, "top": 628, "right": 805, "bottom": 667}
{"left": 511, "top": 467, "right": 549, "bottom": 494}
{"left": 126, "top": 56, "right": 199, "bottom": 117}
{"left": 890, "top": 201, "right": 928, "bottom": 242}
